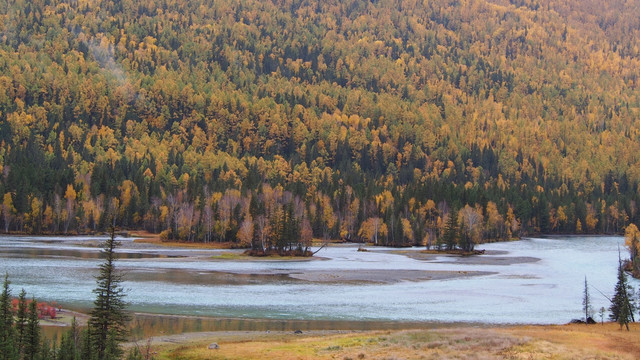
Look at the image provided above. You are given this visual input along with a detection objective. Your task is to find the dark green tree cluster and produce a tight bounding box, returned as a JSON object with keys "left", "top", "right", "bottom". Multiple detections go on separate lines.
{"left": 1, "top": 0, "right": 640, "bottom": 246}
{"left": 0, "top": 227, "right": 139, "bottom": 359}
{"left": 441, "top": 210, "right": 459, "bottom": 251}
{"left": 1, "top": 275, "right": 52, "bottom": 360}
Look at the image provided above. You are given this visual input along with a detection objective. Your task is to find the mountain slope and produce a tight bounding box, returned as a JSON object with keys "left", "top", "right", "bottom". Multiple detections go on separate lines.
{"left": 0, "top": 0, "right": 639, "bottom": 244}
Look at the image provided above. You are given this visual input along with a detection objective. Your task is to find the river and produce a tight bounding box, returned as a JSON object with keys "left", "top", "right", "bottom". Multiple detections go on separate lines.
{"left": 0, "top": 235, "right": 636, "bottom": 325}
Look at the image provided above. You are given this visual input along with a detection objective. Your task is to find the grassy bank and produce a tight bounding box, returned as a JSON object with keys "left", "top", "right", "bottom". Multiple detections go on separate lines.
{"left": 144, "top": 323, "right": 639, "bottom": 360}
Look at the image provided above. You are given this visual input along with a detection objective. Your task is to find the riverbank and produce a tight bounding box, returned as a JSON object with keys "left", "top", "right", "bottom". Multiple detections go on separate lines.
{"left": 44, "top": 310, "right": 640, "bottom": 359}
{"left": 137, "top": 323, "right": 640, "bottom": 359}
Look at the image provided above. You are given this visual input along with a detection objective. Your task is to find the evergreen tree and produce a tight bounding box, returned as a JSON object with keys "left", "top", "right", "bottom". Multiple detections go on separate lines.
{"left": 609, "top": 258, "right": 635, "bottom": 330}
{"left": 58, "top": 331, "right": 75, "bottom": 360}
{"left": 58, "top": 318, "right": 79, "bottom": 360}
{"left": 442, "top": 210, "right": 459, "bottom": 251}
{"left": 39, "top": 338, "right": 53, "bottom": 360}
{"left": 79, "top": 328, "right": 92, "bottom": 360}
{"left": 41, "top": 337, "right": 54, "bottom": 360}
{"left": 0, "top": 274, "right": 17, "bottom": 360}
{"left": 23, "top": 298, "right": 40, "bottom": 360}
{"left": 88, "top": 226, "right": 130, "bottom": 360}
{"left": 582, "top": 276, "right": 592, "bottom": 323}
{"left": 15, "top": 289, "right": 28, "bottom": 356}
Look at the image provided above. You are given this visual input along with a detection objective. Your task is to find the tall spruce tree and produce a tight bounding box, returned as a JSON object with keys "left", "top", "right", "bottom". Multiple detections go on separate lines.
{"left": 443, "top": 210, "right": 459, "bottom": 251}
{"left": 58, "top": 317, "right": 80, "bottom": 360}
{"left": 88, "top": 226, "right": 130, "bottom": 360}
{"left": 15, "top": 289, "right": 27, "bottom": 356}
{"left": 609, "top": 258, "right": 635, "bottom": 330}
{"left": 58, "top": 329, "right": 76, "bottom": 360}
{"left": 0, "top": 274, "right": 17, "bottom": 360}
{"left": 80, "top": 328, "right": 92, "bottom": 360}
{"left": 23, "top": 299, "right": 40, "bottom": 360}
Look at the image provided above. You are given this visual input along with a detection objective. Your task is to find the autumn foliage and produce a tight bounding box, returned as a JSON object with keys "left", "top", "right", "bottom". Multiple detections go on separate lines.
{"left": 10, "top": 298, "right": 58, "bottom": 320}
{"left": 0, "top": 0, "right": 639, "bottom": 246}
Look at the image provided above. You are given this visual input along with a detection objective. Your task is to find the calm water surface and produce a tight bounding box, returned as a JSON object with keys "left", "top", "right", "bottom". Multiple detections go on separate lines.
{"left": 0, "top": 235, "right": 636, "bottom": 325}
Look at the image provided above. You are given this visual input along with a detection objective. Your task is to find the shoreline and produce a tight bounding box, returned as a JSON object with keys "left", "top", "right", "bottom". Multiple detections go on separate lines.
{"left": 44, "top": 309, "right": 603, "bottom": 334}
{"left": 43, "top": 309, "right": 567, "bottom": 335}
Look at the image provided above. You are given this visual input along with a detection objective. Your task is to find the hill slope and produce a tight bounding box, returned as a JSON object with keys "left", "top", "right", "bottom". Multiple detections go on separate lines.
{"left": 0, "top": 0, "right": 639, "bottom": 246}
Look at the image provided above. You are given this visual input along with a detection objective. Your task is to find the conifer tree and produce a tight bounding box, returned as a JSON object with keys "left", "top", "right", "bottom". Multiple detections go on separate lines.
{"left": 58, "top": 332, "right": 75, "bottom": 360}
{"left": 40, "top": 337, "right": 54, "bottom": 360}
{"left": 15, "top": 289, "right": 27, "bottom": 356}
{"left": 88, "top": 225, "right": 130, "bottom": 360}
{"left": 80, "top": 328, "right": 92, "bottom": 360}
{"left": 58, "top": 318, "right": 79, "bottom": 360}
{"left": 609, "top": 258, "right": 635, "bottom": 330}
{"left": 0, "top": 274, "right": 17, "bottom": 360}
{"left": 442, "top": 210, "right": 459, "bottom": 251}
{"left": 23, "top": 299, "right": 40, "bottom": 360}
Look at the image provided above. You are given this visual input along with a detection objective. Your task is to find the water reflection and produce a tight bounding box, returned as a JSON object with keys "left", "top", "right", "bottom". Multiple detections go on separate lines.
{"left": 41, "top": 313, "right": 453, "bottom": 342}
{"left": 127, "top": 314, "right": 452, "bottom": 340}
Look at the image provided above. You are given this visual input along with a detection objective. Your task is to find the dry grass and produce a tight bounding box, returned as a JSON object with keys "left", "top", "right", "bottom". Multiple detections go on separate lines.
{"left": 500, "top": 322, "right": 640, "bottom": 359}
{"left": 151, "top": 323, "right": 640, "bottom": 360}
{"left": 154, "top": 328, "right": 522, "bottom": 360}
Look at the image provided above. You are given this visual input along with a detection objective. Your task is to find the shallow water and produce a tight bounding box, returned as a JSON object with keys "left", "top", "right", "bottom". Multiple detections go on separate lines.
{"left": 0, "top": 235, "right": 636, "bottom": 324}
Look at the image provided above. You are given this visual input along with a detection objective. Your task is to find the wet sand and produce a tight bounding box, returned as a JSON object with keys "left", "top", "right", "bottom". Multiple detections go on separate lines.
{"left": 287, "top": 269, "right": 494, "bottom": 283}
{"left": 391, "top": 249, "right": 541, "bottom": 265}
{"left": 125, "top": 267, "right": 495, "bottom": 285}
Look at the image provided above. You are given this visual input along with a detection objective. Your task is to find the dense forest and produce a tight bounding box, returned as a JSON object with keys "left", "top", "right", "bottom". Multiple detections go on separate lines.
{"left": 0, "top": 0, "right": 639, "bottom": 249}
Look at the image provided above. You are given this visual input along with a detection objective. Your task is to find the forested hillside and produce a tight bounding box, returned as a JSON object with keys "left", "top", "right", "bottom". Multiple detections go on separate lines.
{"left": 0, "top": 0, "right": 639, "bottom": 248}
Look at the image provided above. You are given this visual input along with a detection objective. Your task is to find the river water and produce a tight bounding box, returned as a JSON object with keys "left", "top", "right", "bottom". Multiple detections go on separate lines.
{"left": 0, "top": 235, "right": 636, "bottom": 325}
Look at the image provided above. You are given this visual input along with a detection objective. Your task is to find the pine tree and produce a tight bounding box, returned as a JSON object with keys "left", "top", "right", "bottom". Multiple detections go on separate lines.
{"left": 0, "top": 274, "right": 17, "bottom": 360}
{"left": 39, "top": 338, "right": 53, "bottom": 360}
{"left": 609, "top": 258, "right": 635, "bottom": 330}
{"left": 79, "top": 328, "right": 92, "bottom": 360}
{"left": 58, "top": 331, "right": 75, "bottom": 360}
{"left": 88, "top": 226, "right": 130, "bottom": 360}
{"left": 23, "top": 298, "right": 40, "bottom": 360}
{"left": 582, "top": 276, "right": 592, "bottom": 323}
{"left": 41, "top": 337, "right": 55, "bottom": 360}
{"left": 442, "top": 210, "right": 459, "bottom": 251}
{"left": 15, "top": 289, "right": 28, "bottom": 356}
{"left": 58, "top": 318, "right": 79, "bottom": 360}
